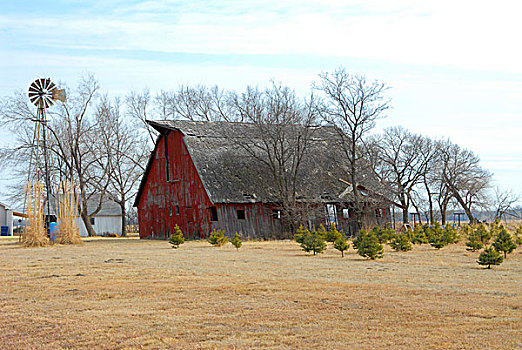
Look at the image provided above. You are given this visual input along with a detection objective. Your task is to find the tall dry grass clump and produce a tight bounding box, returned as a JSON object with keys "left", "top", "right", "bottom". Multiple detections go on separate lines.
{"left": 56, "top": 180, "right": 82, "bottom": 245}
{"left": 21, "top": 181, "right": 49, "bottom": 247}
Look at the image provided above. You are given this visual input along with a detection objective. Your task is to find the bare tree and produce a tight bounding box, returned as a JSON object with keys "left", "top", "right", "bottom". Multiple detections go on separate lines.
{"left": 370, "top": 126, "right": 430, "bottom": 224}
{"left": 96, "top": 95, "right": 148, "bottom": 237}
{"left": 227, "top": 83, "right": 320, "bottom": 235}
{"left": 316, "top": 67, "right": 390, "bottom": 230}
{"left": 439, "top": 141, "right": 491, "bottom": 224}
{"left": 492, "top": 187, "right": 520, "bottom": 220}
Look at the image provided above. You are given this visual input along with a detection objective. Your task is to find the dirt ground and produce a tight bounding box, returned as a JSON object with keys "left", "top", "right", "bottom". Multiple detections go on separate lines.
{"left": 0, "top": 236, "right": 520, "bottom": 349}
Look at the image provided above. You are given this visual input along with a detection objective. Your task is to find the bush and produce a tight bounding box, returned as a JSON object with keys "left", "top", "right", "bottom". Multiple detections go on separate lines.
{"left": 231, "top": 232, "right": 242, "bottom": 250}
{"left": 352, "top": 229, "right": 367, "bottom": 250}
{"left": 411, "top": 224, "right": 429, "bottom": 245}
{"left": 442, "top": 224, "right": 460, "bottom": 244}
{"left": 493, "top": 228, "right": 516, "bottom": 259}
{"left": 300, "top": 229, "right": 327, "bottom": 255}
{"left": 371, "top": 225, "right": 395, "bottom": 244}
{"left": 466, "top": 227, "right": 484, "bottom": 252}
{"left": 294, "top": 225, "right": 307, "bottom": 244}
{"left": 169, "top": 224, "right": 185, "bottom": 248}
{"left": 208, "top": 229, "right": 228, "bottom": 246}
{"left": 334, "top": 235, "right": 349, "bottom": 257}
{"left": 390, "top": 234, "right": 412, "bottom": 252}
{"left": 357, "top": 231, "right": 384, "bottom": 260}
{"left": 316, "top": 224, "right": 328, "bottom": 240}
{"left": 477, "top": 247, "right": 503, "bottom": 269}
{"left": 325, "top": 223, "right": 343, "bottom": 242}
{"left": 427, "top": 222, "right": 447, "bottom": 249}
{"left": 514, "top": 225, "right": 522, "bottom": 246}
{"left": 475, "top": 223, "right": 492, "bottom": 246}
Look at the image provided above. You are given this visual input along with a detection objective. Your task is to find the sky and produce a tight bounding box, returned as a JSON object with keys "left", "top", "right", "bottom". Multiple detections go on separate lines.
{"left": 1, "top": 0, "right": 521, "bottom": 205}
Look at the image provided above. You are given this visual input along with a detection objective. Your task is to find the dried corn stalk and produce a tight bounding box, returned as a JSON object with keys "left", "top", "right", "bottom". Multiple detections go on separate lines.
{"left": 21, "top": 181, "right": 49, "bottom": 247}
{"left": 56, "top": 180, "right": 82, "bottom": 245}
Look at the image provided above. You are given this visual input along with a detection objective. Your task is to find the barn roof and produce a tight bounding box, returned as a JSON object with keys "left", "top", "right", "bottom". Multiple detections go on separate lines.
{"left": 135, "top": 120, "right": 383, "bottom": 206}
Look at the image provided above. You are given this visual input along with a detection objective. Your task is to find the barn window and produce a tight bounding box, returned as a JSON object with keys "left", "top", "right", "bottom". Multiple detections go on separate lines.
{"left": 169, "top": 206, "right": 172, "bottom": 217}
{"left": 272, "top": 210, "right": 281, "bottom": 219}
{"left": 375, "top": 208, "right": 383, "bottom": 218}
{"left": 342, "top": 208, "right": 350, "bottom": 219}
{"left": 176, "top": 205, "right": 180, "bottom": 215}
{"left": 237, "top": 209, "right": 246, "bottom": 220}
{"left": 90, "top": 217, "right": 95, "bottom": 225}
{"left": 209, "top": 206, "right": 218, "bottom": 221}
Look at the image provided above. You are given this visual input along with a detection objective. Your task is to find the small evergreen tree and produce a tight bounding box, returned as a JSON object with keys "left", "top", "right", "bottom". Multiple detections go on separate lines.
{"left": 492, "top": 228, "right": 516, "bottom": 258}
{"left": 357, "top": 231, "right": 384, "bottom": 260}
{"left": 514, "top": 225, "right": 522, "bottom": 246}
{"left": 294, "top": 224, "right": 307, "bottom": 244}
{"left": 325, "top": 223, "right": 343, "bottom": 242}
{"left": 352, "top": 229, "right": 367, "bottom": 250}
{"left": 334, "top": 235, "right": 349, "bottom": 257}
{"left": 208, "top": 229, "right": 228, "bottom": 246}
{"left": 390, "top": 234, "right": 412, "bottom": 252}
{"left": 475, "top": 223, "right": 492, "bottom": 246}
{"left": 489, "top": 218, "right": 503, "bottom": 238}
{"left": 300, "top": 229, "right": 327, "bottom": 255}
{"left": 477, "top": 247, "right": 503, "bottom": 269}
{"left": 466, "top": 228, "right": 484, "bottom": 252}
{"left": 442, "top": 224, "right": 460, "bottom": 244}
{"left": 411, "top": 224, "right": 428, "bottom": 245}
{"left": 428, "top": 222, "right": 447, "bottom": 249}
{"left": 371, "top": 225, "right": 395, "bottom": 244}
{"left": 169, "top": 224, "right": 185, "bottom": 248}
{"left": 231, "top": 232, "right": 242, "bottom": 250}
{"left": 316, "top": 224, "right": 328, "bottom": 239}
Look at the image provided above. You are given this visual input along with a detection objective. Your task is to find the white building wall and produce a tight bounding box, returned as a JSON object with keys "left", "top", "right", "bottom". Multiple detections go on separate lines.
{"left": 74, "top": 215, "right": 122, "bottom": 237}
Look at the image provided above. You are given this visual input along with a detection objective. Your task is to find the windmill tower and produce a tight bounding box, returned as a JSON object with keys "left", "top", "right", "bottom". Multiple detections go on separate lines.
{"left": 27, "top": 78, "right": 66, "bottom": 230}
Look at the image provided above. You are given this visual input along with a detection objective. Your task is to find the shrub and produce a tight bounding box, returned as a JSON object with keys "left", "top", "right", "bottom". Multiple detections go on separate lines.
{"left": 357, "top": 231, "right": 384, "bottom": 260}
{"left": 352, "top": 229, "right": 367, "bottom": 250}
{"left": 466, "top": 227, "right": 484, "bottom": 252}
{"left": 371, "top": 225, "right": 395, "bottom": 244}
{"left": 514, "top": 225, "right": 522, "bottom": 246}
{"left": 231, "top": 232, "right": 242, "bottom": 250}
{"left": 390, "top": 234, "right": 412, "bottom": 252}
{"left": 411, "top": 224, "right": 428, "bottom": 245}
{"left": 493, "top": 228, "right": 516, "bottom": 258}
{"left": 428, "top": 222, "right": 447, "bottom": 249}
{"left": 300, "top": 229, "right": 327, "bottom": 255}
{"left": 325, "top": 223, "right": 343, "bottom": 242}
{"left": 477, "top": 247, "right": 503, "bottom": 269}
{"left": 169, "top": 224, "right": 185, "bottom": 248}
{"left": 316, "top": 224, "right": 328, "bottom": 240}
{"left": 489, "top": 218, "right": 503, "bottom": 238}
{"left": 443, "top": 224, "right": 460, "bottom": 244}
{"left": 294, "top": 225, "right": 307, "bottom": 244}
{"left": 208, "top": 229, "right": 228, "bottom": 247}
{"left": 475, "top": 223, "right": 492, "bottom": 246}
{"left": 334, "top": 235, "right": 349, "bottom": 257}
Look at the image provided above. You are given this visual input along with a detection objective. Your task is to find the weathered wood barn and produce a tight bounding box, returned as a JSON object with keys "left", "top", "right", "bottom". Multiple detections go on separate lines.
{"left": 134, "top": 120, "right": 391, "bottom": 239}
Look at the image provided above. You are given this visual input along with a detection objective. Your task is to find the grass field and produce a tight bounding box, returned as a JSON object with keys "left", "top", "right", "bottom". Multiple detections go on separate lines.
{"left": 0, "top": 236, "right": 520, "bottom": 349}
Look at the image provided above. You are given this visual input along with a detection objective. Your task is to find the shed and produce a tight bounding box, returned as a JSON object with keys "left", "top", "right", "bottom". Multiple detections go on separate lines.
{"left": 0, "top": 201, "right": 14, "bottom": 236}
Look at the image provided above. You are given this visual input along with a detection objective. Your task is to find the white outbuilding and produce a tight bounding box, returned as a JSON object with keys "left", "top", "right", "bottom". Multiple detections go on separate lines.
{"left": 0, "top": 201, "right": 14, "bottom": 236}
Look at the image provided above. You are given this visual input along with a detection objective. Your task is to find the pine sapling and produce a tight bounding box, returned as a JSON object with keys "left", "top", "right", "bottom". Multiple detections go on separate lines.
{"left": 476, "top": 223, "right": 492, "bottom": 246}
{"left": 466, "top": 228, "right": 484, "bottom": 252}
{"left": 325, "top": 223, "right": 343, "bottom": 242}
{"left": 390, "top": 233, "right": 412, "bottom": 252}
{"left": 301, "top": 229, "right": 326, "bottom": 255}
{"left": 492, "top": 228, "right": 516, "bottom": 258}
{"left": 334, "top": 235, "right": 349, "bottom": 257}
{"left": 208, "top": 229, "right": 228, "bottom": 246}
{"left": 169, "top": 224, "right": 185, "bottom": 248}
{"left": 231, "top": 232, "right": 242, "bottom": 250}
{"left": 357, "top": 231, "right": 384, "bottom": 260}
{"left": 294, "top": 224, "right": 307, "bottom": 244}
{"left": 477, "top": 247, "right": 503, "bottom": 269}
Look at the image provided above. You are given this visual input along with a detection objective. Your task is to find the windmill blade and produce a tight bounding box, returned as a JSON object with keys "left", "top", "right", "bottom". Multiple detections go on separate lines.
{"left": 28, "top": 78, "right": 63, "bottom": 108}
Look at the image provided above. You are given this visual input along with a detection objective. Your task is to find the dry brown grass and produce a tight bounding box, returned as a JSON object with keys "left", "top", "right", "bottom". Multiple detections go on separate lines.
{"left": 0, "top": 237, "right": 520, "bottom": 349}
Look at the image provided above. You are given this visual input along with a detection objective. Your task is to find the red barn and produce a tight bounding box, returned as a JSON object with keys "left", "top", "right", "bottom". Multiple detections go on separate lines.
{"left": 134, "top": 120, "right": 390, "bottom": 239}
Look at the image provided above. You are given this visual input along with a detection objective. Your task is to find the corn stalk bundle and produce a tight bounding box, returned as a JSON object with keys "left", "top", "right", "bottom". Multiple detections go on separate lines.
{"left": 21, "top": 181, "right": 49, "bottom": 247}
{"left": 56, "top": 180, "right": 82, "bottom": 245}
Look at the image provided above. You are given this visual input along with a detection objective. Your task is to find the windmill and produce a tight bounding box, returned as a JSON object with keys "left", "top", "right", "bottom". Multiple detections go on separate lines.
{"left": 27, "top": 78, "right": 66, "bottom": 232}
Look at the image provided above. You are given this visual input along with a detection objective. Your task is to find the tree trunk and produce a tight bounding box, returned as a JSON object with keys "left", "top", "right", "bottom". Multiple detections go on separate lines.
{"left": 424, "top": 180, "right": 434, "bottom": 225}
{"left": 120, "top": 202, "right": 127, "bottom": 237}
{"left": 80, "top": 208, "right": 96, "bottom": 237}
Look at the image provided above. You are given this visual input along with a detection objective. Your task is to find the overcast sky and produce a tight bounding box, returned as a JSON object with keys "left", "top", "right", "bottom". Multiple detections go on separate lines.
{"left": 1, "top": 0, "right": 521, "bottom": 203}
